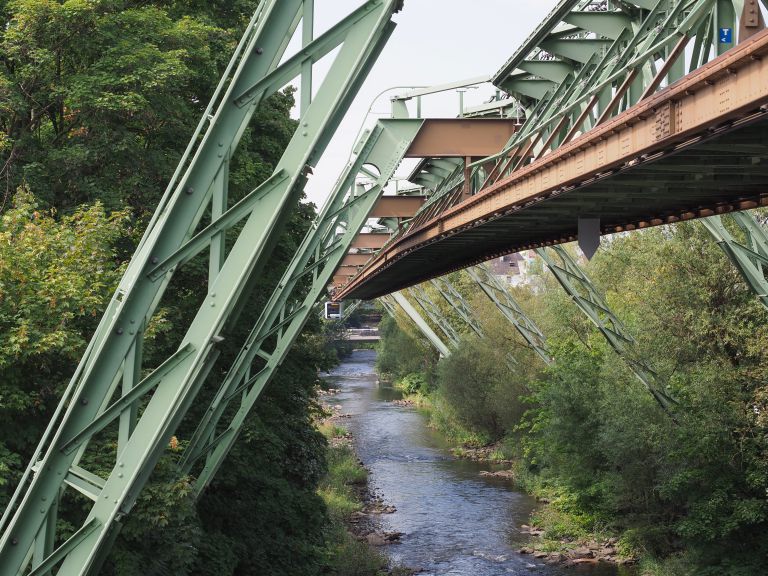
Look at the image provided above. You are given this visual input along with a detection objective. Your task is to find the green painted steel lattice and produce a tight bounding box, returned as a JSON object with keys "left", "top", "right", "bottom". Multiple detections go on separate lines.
{"left": 0, "top": 2, "right": 405, "bottom": 574}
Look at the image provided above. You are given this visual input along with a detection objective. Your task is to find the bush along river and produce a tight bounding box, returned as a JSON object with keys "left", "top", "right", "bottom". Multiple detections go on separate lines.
{"left": 322, "top": 349, "right": 638, "bottom": 576}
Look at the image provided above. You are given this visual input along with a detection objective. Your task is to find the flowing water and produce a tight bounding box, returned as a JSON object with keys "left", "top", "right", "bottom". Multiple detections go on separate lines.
{"left": 324, "top": 349, "right": 636, "bottom": 576}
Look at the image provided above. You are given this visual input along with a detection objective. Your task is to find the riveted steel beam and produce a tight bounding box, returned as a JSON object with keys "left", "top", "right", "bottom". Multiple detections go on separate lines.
{"left": 368, "top": 195, "right": 427, "bottom": 217}
{"left": 404, "top": 119, "right": 518, "bottom": 158}
{"left": 339, "top": 28, "right": 768, "bottom": 300}
{"left": 351, "top": 232, "right": 392, "bottom": 249}
{"left": 341, "top": 253, "right": 373, "bottom": 267}
{"left": 0, "top": 2, "right": 403, "bottom": 574}
{"left": 354, "top": 0, "right": 755, "bottom": 290}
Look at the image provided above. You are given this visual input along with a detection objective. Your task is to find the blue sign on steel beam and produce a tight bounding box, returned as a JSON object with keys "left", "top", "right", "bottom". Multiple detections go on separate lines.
{"left": 719, "top": 28, "right": 733, "bottom": 43}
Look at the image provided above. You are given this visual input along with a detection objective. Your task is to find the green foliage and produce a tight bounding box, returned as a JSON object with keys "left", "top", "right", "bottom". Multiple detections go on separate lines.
{"left": 420, "top": 391, "right": 492, "bottom": 448}
{"left": 437, "top": 336, "right": 527, "bottom": 439}
{"left": 107, "top": 455, "right": 201, "bottom": 576}
{"left": 376, "top": 313, "right": 437, "bottom": 382}
{"left": 520, "top": 225, "right": 768, "bottom": 572}
{"left": 378, "top": 221, "right": 768, "bottom": 574}
{"left": 319, "top": 442, "right": 388, "bottom": 576}
{"left": 319, "top": 444, "right": 366, "bottom": 522}
{"left": 190, "top": 341, "right": 330, "bottom": 576}
{"left": 325, "top": 530, "right": 387, "bottom": 576}
{"left": 398, "top": 372, "right": 428, "bottom": 395}
{"left": 0, "top": 187, "right": 128, "bottom": 508}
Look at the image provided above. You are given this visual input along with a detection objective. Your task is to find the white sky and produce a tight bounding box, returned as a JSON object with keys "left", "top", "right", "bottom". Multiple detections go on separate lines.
{"left": 296, "top": 0, "right": 557, "bottom": 207}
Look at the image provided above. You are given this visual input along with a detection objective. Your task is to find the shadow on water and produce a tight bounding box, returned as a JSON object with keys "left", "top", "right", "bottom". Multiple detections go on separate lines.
{"left": 324, "top": 349, "right": 637, "bottom": 576}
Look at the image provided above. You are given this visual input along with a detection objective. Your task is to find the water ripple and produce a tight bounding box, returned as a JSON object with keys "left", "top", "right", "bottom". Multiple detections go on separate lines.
{"left": 325, "top": 350, "right": 624, "bottom": 576}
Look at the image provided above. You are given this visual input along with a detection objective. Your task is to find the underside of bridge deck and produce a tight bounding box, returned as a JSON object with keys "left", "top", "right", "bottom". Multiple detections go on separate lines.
{"left": 342, "top": 119, "right": 768, "bottom": 299}
{"left": 338, "top": 29, "right": 768, "bottom": 300}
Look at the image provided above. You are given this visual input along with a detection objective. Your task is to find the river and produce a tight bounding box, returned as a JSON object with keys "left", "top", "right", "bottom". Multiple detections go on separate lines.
{"left": 324, "top": 349, "right": 636, "bottom": 576}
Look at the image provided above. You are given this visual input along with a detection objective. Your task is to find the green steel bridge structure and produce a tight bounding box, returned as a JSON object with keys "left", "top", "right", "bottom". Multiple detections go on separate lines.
{"left": 3, "top": 1, "right": 768, "bottom": 574}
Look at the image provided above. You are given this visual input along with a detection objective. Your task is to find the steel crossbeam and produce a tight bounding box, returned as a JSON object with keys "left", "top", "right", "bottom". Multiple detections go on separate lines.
{"left": 467, "top": 266, "right": 552, "bottom": 364}
{"left": 0, "top": 2, "right": 403, "bottom": 574}
{"left": 701, "top": 211, "right": 768, "bottom": 310}
{"left": 536, "top": 245, "right": 676, "bottom": 411}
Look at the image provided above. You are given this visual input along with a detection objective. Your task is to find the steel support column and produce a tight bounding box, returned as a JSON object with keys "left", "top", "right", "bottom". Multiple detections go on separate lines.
{"left": 389, "top": 292, "right": 452, "bottom": 357}
{"left": 0, "top": 2, "right": 403, "bottom": 574}
{"left": 429, "top": 277, "right": 484, "bottom": 338}
{"left": 342, "top": 300, "right": 362, "bottom": 321}
{"left": 702, "top": 212, "right": 768, "bottom": 310}
{"left": 536, "top": 245, "right": 676, "bottom": 411}
{"left": 408, "top": 285, "right": 461, "bottom": 348}
{"left": 179, "top": 118, "right": 423, "bottom": 493}
{"left": 467, "top": 265, "right": 552, "bottom": 364}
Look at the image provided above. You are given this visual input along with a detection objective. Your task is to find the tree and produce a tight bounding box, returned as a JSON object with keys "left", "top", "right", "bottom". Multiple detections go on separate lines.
{"left": 0, "top": 3, "right": 336, "bottom": 574}
{"left": 0, "top": 186, "right": 129, "bottom": 509}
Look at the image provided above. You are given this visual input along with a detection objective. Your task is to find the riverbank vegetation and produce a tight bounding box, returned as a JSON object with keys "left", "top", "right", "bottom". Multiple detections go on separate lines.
{"left": 0, "top": 2, "right": 349, "bottom": 574}
{"left": 376, "top": 221, "right": 768, "bottom": 575}
{"left": 317, "top": 421, "right": 391, "bottom": 576}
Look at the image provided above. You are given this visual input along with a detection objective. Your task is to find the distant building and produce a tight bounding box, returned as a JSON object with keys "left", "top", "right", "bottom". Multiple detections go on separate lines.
{"left": 488, "top": 253, "right": 522, "bottom": 285}
{"left": 487, "top": 251, "right": 537, "bottom": 286}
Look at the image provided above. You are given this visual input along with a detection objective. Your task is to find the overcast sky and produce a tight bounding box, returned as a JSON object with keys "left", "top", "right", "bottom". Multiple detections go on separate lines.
{"left": 298, "top": 0, "right": 557, "bottom": 206}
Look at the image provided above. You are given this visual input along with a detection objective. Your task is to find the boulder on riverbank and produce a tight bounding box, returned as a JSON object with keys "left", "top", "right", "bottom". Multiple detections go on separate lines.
{"left": 519, "top": 534, "right": 632, "bottom": 567}
{"left": 364, "top": 531, "right": 403, "bottom": 546}
{"left": 391, "top": 398, "right": 416, "bottom": 407}
{"left": 479, "top": 469, "right": 515, "bottom": 481}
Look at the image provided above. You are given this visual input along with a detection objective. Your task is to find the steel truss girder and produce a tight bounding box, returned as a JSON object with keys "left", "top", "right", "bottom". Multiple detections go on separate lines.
{"left": 536, "top": 245, "right": 677, "bottom": 411}
{"left": 701, "top": 211, "right": 768, "bottom": 310}
{"left": 0, "top": 2, "right": 402, "bottom": 574}
{"left": 387, "top": 292, "right": 452, "bottom": 357}
{"left": 342, "top": 300, "right": 362, "bottom": 321}
{"left": 408, "top": 285, "right": 461, "bottom": 348}
{"left": 466, "top": 265, "right": 552, "bottom": 364}
{"left": 380, "top": 294, "right": 397, "bottom": 318}
{"left": 408, "top": 0, "right": 751, "bottom": 226}
{"left": 429, "top": 277, "right": 484, "bottom": 338}
{"left": 340, "top": 28, "right": 768, "bottom": 300}
{"left": 179, "top": 118, "right": 423, "bottom": 492}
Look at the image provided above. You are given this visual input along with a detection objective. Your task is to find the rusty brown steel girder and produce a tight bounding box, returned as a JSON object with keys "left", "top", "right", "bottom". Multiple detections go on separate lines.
{"left": 350, "top": 232, "right": 392, "bottom": 249}
{"left": 340, "top": 253, "right": 372, "bottom": 267}
{"left": 338, "top": 29, "right": 768, "bottom": 301}
{"left": 404, "top": 119, "right": 518, "bottom": 158}
{"left": 332, "top": 274, "right": 354, "bottom": 287}
{"left": 368, "top": 195, "right": 427, "bottom": 217}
